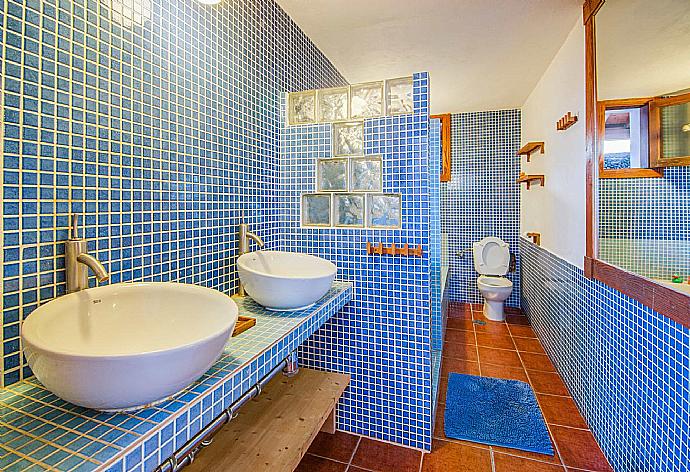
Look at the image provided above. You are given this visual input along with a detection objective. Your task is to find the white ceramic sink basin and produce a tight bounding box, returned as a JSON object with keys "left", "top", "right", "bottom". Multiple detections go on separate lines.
{"left": 237, "top": 251, "right": 336, "bottom": 311}
{"left": 22, "top": 282, "right": 238, "bottom": 411}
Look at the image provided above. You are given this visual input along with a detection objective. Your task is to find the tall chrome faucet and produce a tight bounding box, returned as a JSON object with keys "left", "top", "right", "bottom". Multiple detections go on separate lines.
{"left": 66, "top": 214, "right": 110, "bottom": 293}
{"left": 237, "top": 223, "right": 264, "bottom": 296}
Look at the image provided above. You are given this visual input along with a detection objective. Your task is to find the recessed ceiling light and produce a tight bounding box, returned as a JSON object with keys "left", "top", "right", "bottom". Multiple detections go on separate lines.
{"left": 682, "top": 123, "right": 690, "bottom": 133}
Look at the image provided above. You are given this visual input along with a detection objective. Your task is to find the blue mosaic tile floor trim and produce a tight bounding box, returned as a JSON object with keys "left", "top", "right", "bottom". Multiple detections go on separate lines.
{"left": 0, "top": 282, "right": 352, "bottom": 472}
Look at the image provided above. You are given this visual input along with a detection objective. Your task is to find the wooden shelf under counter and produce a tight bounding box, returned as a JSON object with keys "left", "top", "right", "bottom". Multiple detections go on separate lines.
{"left": 187, "top": 368, "right": 350, "bottom": 472}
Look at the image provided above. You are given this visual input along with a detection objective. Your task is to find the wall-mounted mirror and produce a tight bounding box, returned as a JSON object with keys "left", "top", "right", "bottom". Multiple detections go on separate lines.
{"left": 594, "top": 0, "right": 690, "bottom": 300}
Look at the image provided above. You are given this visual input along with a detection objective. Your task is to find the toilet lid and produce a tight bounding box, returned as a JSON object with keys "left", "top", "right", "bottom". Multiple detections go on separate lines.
{"left": 473, "top": 237, "right": 510, "bottom": 275}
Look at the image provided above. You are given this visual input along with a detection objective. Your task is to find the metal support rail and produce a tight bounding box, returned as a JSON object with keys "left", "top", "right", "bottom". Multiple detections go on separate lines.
{"left": 156, "top": 353, "right": 298, "bottom": 472}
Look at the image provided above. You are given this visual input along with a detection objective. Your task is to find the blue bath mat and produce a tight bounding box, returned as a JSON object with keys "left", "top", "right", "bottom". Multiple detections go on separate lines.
{"left": 444, "top": 373, "right": 554, "bottom": 455}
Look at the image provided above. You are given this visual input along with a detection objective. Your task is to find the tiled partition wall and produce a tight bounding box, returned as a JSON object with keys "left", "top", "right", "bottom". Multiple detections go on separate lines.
{"left": 599, "top": 166, "right": 690, "bottom": 280}
{"left": 429, "top": 118, "right": 442, "bottom": 352}
{"left": 520, "top": 238, "right": 690, "bottom": 471}
{"left": 0, "top": 0, "right": 346, "bottom": 385}
{"left": 440, "top": 110, "right": 521, "bottom": 306}
{"left": 282, "top": 73, "right": 434, "bottom": 451}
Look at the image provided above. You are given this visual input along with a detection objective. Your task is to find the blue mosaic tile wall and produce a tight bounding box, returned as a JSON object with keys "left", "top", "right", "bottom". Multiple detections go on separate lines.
{"left": 430, "top": 118, "right": 442, "bottom": 351}
{"left": 599, "top": 167, "right": 690, "bottom": 279}
{"left": 520, "top": 238, "right": 690, "bottom": 472}
{"left": 285, "top": 73, "right": 434, "bottom": 451}
{"left": 441, "top": 110, "right": 521, "bottom": 306}
{"left": 0, "top": 0, "right": 346, "bottom": 386}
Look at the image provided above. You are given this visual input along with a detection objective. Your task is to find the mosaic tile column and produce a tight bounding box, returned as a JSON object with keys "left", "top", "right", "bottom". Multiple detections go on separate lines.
{"left": 281, "top": 73, "right": 434, "bottom": 451}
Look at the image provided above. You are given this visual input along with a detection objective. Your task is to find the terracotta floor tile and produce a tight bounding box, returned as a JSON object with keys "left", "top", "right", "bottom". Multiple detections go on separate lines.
{"left": 421, "top": 439, "right": 492, "bottom": 472}
{"left": 442, "top": 342, "right": 478, "bottom": 361}
{"left": 473, "top": 321, "right": 511, "bottom": 336}
{"left": 513, "top": 337, "right": 546, "bottom": 354}
{"left": 444, "top": 329, "right": 475, "bottom": 346}
{"left": 441, "top": 357, "right": 480, "bottom": 377}
{"left": 307, "top": 431, "right": 360, "bottom": 463}
{"left": 537, "top": 394, "right": 588, "bottom": 429}
{"left": 520, "top": 352, "right": 556, "bottom": 372}
{"left": 475, "top": 333, "right": 515, "bottom": 350}
{"left": 448, "top": 303, "right": 473, "bottom": 319}
{"left": 493, "top": 453, "right": 564, "bottom": 472}
{"left": 351, "top": 438, "right": 422, "bottom": 472}
{"left": 509, "top": 325, "right": 537, "bottom": 338}
{"left": 477, "top": 347, "right": 522, "bottom": 368}
{"left": 434, "top": 409, "right": 491, "bottom": 449}
{"left": 551, "top": 426, "right": 612, "bottom": 471}
{"left": 445, "top": 318, "right": 475, "bottom": 331}
{"left": 491, "top": 445, "right": 561, "bottom": 465}
{"left": 527, "top": 371, "right": 570, "bottom": 396}
{"left": 295, "top": 454, "right": 348, "bottom": 472}
{"left": 506, "top": 314, "right": 531, "bottom": 326}
{"left": 437, "top": 383, "right": 447, "bottom": 405}
{"left": 504, "top": 306, "right": 523, "bottom": 315}
{"left": 480, "top": 363, "right": 529, "bottom": 382}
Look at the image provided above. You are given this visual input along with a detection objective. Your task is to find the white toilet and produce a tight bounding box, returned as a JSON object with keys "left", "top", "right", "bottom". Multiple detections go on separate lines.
{"left": 473, "top": 237, "right": 513, "bottom": 322}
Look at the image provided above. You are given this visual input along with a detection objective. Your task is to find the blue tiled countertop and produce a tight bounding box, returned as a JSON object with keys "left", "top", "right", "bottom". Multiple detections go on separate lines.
{"left": 0, "top": 282, "right": 353, "bottom": 472}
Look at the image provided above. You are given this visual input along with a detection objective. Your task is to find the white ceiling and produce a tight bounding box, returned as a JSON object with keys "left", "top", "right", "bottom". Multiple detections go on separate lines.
{"left": 596, "top": 0, "right": 690, "bottom": 100}
{"left": 276, "top": 0, "right": 582, "bottom": 114}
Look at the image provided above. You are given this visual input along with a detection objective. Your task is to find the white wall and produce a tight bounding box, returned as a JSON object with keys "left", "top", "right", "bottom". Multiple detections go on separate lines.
{"left": 521, "top": 18, "right": 586, "bottom": 268}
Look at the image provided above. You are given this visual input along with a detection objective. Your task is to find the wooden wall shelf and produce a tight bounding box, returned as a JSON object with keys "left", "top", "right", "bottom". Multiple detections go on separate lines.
{"left": 188, "top": 369, "right": 350, "bottom": 472}
{"left": 367, "top": 242, "right": 423, "bottom": 257}
{"left": 526, "top": 232, "right": 541, "bottom": 246}
{"left": 516, "top": 173, "right": 545, "bottom": 189}
{"left": 517, "top": 142, "right": 545, "bottom": 162}
{"left": 556, "top": 112, "right": 578, "bottom": 131}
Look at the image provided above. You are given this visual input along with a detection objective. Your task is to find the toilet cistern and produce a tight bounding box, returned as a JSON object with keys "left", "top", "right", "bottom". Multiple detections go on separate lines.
{"left": 237, "top": 223, "right": 265, "bottom": 296}
{"left": 472, "top": 236, "right": 513, "bottom": 322}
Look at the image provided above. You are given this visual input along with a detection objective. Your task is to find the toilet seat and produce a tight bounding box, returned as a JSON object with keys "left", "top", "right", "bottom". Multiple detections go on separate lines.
{"left": 473, "top": 237, "right": 510, "bottom": 276}
{"left": 477, "top": 275, "right": 513, "bottom": 288}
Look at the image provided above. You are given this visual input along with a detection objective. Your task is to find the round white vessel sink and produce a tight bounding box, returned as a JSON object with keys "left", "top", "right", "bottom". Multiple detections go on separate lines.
{"left": 237, "top": 251, "right": 336, "bottom": 311}
{"left": 22, "top": 282, "right": 238, "bottom": 411}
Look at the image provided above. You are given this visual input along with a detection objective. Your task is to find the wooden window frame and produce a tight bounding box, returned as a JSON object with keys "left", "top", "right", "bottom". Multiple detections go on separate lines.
{"left": 649, "top": 91, "right": 690, "bottom": 168}
{"left": 597, "top": 98, "right": 663, "bottom": 179}
{"left": 431, "top": 113, "right": 452, "bottom": 182}
{"left": 583, "top": 0, "right": 690, "bottom": 327}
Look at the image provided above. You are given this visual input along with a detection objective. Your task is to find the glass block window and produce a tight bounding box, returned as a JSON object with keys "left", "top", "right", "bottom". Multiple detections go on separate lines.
{"left": 333, "top": 122, "right": 364, "bottom": 156}
{"left": 351, "top": 157, "right": 382, "bottom": 192}
{"left": 350, "top": 81, "right": 384, "bottom": 119}
{"left": 318, "top": 87, "right": 349, "bottom": 122}
{"left": 302, "top": 194, "right": 332, "bottom": 226}
{"left": 318, "top": 159, "right": 348, "bottom": 192}
{"left": 367, "top": 194, "right": 402, "bottom": 228}
{"left": 386, "top": 77, "right": 414, "bottom": 115}
{"left": 289, "top": 90, "right": 317, "bottom": 125}
{"left": 334, "top": 194, "right": 365, "bottom": 227}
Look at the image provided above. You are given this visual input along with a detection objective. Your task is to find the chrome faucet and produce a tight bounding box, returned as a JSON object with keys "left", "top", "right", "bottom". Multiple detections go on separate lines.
{"left": 66, "top": 214, "right": 110, "bottom": 293}
{"left": 237, "top": 223, "right": 264, "bottom": 296}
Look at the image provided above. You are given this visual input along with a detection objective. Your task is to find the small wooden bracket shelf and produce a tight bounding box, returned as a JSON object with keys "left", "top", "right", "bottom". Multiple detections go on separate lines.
{"left": 556, "top": 112, "right": 578, "bottom": 131}
{"left": 517, "top": 142, "right": 545, "bottom": 162}
{"left": 232, "top": 316, "right": 256, "bottom": 337}
{"left": 187, "top": 369, "right": 350, "bottom": 472}
{"left": 516, "top": 173, "right": 545, "bottom": 189}
{"left": 367, "top": 242, "right": 423, "bottom": 257}
{"left": 526, "top": 232, "right": 541, "bottom": 246}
